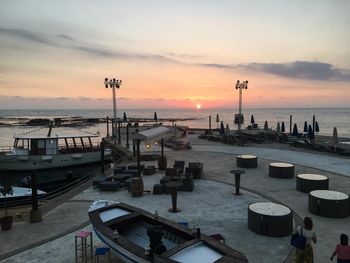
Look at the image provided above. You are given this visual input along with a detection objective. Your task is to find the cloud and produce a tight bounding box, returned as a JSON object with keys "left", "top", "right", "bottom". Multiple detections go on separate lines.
{"left": 0, "top": 27, "right": 176, "bottom": 62}
{"left": 200, "top": 61, "right": 350, "bottom": 81}
{"left": 242, "top": 61, "right": 350, "bottom": 81}
{"left": 0, "top": 27, "right": 53, "bottom": 45}
{"left": 57, "top": 34, "right": 74, "bottom": 41}
{"left": 1, "top": 27, "right": 350, "bottom": 82}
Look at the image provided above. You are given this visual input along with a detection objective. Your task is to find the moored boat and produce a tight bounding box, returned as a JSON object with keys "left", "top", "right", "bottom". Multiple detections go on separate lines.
{"left": 89, "top": 201, "right": 248, "bottom": 263}
{"left": 0, "top": 126, "right": 111, "bottom": 171}
{"left": 0, "top": 186, "right": 46, "bottom": 208}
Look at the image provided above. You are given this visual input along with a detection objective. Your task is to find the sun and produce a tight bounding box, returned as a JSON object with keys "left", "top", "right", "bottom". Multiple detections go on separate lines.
{"left": 196, "top": 104, "right": 201, "bottom": 109}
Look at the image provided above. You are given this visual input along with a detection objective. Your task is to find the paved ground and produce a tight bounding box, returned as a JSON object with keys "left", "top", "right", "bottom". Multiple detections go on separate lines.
{"left": 1, "top": 134, "right": 350, "bottom": 263}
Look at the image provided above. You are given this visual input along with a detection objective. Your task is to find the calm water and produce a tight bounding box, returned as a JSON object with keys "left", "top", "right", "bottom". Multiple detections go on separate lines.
{"left": 1, "top": 108, "right": 350, "bottom": 147}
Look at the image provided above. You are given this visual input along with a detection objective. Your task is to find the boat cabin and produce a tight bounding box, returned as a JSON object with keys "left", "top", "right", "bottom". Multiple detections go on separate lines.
{"left": 13, "top": 134, "right": 98, "bottom": 155}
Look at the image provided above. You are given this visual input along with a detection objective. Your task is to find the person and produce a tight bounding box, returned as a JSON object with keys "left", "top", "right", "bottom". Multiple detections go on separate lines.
{"left": 330, "top": 234, "right": 350, "bottom": 263}
{"left": 294, "top": 217, "right": 317, "bottom": 263}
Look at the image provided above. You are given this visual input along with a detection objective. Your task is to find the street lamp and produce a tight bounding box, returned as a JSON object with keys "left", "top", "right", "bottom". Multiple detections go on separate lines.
{"left": 235, "top": 80, "right": 248, "bottom": 131}
{"left": 104, "top": 77, "right": 122, "bottom": 138}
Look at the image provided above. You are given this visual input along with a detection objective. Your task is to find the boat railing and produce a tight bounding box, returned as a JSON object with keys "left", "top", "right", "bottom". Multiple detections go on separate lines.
{"left": 0, "top": 146, "right": 14, "bottom": 154}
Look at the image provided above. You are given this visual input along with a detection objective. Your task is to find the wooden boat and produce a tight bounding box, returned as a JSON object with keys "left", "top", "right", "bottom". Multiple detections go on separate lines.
{"left": 0, "top": 125, "right": 111, "bottom": 171}
{"left": 0, "top": 186, "right": 46, "bottom": 208}
{"left": 89, "top": 201, "right": 248, "bottom": 263}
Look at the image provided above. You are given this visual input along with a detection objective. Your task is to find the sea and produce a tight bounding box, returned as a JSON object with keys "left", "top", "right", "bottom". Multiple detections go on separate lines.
{"left": 1, "top": 108, "right": 350, "bottom": 146}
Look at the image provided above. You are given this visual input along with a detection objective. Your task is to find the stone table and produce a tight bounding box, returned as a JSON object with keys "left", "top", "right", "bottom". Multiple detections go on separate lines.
{"left": 248, "top": 202, "right": 293, "bottom": 237}
{"left": 269, "top": 162, "right": 294, "bottom": 178}
{"left": 296, "top": 174, "right": 329, "bottom": 193}
{"left": 309, "top": 190, "right": 349, "bottom": 218}
{"left": 236, "top": 155, "right": 258, "bottom": 168}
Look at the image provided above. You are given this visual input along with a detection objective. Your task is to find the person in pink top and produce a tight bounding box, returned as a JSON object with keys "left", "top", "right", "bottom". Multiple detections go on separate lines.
{"left": 331, "top": 234, "right": 350, "bottom": 263}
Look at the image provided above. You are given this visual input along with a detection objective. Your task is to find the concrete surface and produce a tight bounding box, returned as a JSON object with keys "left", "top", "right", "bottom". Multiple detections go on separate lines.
{"left": 1, "top": 134, "right": 350, "bottom": 263}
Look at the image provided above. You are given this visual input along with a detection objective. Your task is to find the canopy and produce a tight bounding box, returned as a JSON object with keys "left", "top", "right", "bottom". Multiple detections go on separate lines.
{"left": 132, "top": 126, "right": 169, "bottom": 141}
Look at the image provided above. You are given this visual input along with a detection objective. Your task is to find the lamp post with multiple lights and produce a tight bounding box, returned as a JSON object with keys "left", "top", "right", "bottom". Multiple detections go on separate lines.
{"left": 104, "top": 78, "right": 122, "bottom": 138}
{"left": 235, "top": 80, "right": 248, "bottom": 131}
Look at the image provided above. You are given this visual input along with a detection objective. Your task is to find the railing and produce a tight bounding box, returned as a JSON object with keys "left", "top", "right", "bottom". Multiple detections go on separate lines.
{"left": 0, "top": 146, "right": 14, "bottom": 153}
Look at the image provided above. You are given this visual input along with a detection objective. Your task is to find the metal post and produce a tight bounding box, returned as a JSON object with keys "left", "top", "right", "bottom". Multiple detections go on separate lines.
{"left": 112, "top": 85, "right": 117, "bottom": 124}
{"left": 312, "top": 115, "right": 315, "bottom": 143}
{"left": 235, "top": 80, "right": 248, "bottom": 131}
{"left": 100, "top": 142, "right": 105, "bottom": 174}
{"left": 209, "top": 115, "right": 212, "bottom": 133}
{"left": 111, "top": 119, "right": 115, "bottom": 137}
{"left": 104, "top": 77, "right": 122, "bottom": 139}
{"left": 238, "top": 88, "right": 242, "bottom": 131}
{"left": 118, "top": 121, "right": 121, "bottom": 144}
{"left": 31, "top": 171, "right": 38, "bottom": 211}
{"left": 289, "top": 115, "right": 292, "bottom": 134}
{"left": 161, "top": 138, "right": 164, "bottom": 156}
{"left": 126, "top": 124, "right": 130, "bottom": 148}
{"left": 106, "top": 116, "right": 110, "bottom": 137}
{"left": 137, "top": 139, "right": 141, "bottom": 177}
{"left": 30, "top": 170, "right": 42, "bottom": 223}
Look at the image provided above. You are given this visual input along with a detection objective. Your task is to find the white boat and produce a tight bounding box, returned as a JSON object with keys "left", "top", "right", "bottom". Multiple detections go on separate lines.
{"left": 0, "top": 126, "right": 111, "bottom": 171}
{"left": 0, "top": 186, "right": 46, "bottom": 207}
{"left": 89, "top": 201, "right": 248, "bottom": 263}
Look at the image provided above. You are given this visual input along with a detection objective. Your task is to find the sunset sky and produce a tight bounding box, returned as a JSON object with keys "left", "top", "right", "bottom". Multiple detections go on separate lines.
{"left": 0, "top": 0, "right": 349, "bottom": 109}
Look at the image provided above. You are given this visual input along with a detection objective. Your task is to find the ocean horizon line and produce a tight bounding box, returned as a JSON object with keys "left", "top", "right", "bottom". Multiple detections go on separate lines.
{"left": 1, "top": 107, "right": 350, "bottom": 111}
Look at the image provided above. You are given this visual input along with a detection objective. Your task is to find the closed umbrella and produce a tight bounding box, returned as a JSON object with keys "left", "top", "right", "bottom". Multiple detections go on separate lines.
{"left": 154, "top": 112, "right": 158, "bottom": 125}
{"left": 220, "top": 121, "right": 225, "bottom": 135}
{"left": 123, "top": 112, "right": 127, "bottom": 122}
{"left": 264, "top": 121, "right": 268, "bottom": 130}
{"left": 332, "top": 127, "right": 338, "bottom": 145}
{"left": 315, "top": 121, "right": 320, "bottom": 133}
{"left": 332, "top": 127, "right": 338, "bottom": 152}
{"left": 251, "top": 114, "right": 255, "bottom": 124}
{"left": 225, "top": 124, "right": 230, "bottom": 135}
{"left": 276, "top": 122, "right": 281, "bottom": 132}
{"left": 281, "top": 122, "right": 285, "bottom": 133}
{"left": 216, "top": 114, "right": 220, "bottom": 129}
{"left": 307, "top": 125, "right": 314, "bottom": 140}
{"left": 292, "top": 123, "right": 298, "bottom": 136}
{"left": 303, "top": 121, "right": 308, "bottom": 133}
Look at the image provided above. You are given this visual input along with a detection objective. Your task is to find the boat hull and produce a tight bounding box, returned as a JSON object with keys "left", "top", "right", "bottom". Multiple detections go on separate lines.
{"left": 89, "top": 201, "right": 248, "bottom": 263}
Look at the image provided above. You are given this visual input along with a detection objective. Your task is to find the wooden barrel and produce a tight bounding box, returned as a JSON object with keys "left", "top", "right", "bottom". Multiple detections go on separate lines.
{"left": 131, "top": 177, "right": 144, "bottom": 197}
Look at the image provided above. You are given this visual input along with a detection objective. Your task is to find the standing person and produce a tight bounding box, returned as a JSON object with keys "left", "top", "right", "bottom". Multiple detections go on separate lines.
{"left": 294, "top": 217, "right": 317, "bottom": 263}
{"left": 330, "top": 234, "right": 350, "bottom": 263}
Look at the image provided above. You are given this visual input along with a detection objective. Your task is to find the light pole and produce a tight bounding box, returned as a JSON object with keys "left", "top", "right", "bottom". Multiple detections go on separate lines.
{"left": 104, "top": 77, "right": 122, "bottom": 138}
{"left": 235, "top": 80, "right": 248, "bottom": 131}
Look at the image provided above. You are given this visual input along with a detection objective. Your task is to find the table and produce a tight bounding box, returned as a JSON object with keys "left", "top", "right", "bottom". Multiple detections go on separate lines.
{"left": 236, "top": 155, "right": 257, "bottom": 168}
{"left": 269, "top": 162, "right": 294, "bottom": 178}
{"left": 165, "top": 181, "right": 183, "bottom": 213}
{"left": 248, "top": 202, "right": 293, "bottom": 237}
{"left": 230, "top": 169, "right": 245, "bottom": 195}
{"left": 308, "top": 190, "right": 349, "bottom": 218}
{"left": 296, "top": 174, "right": 329, "bottom": 193}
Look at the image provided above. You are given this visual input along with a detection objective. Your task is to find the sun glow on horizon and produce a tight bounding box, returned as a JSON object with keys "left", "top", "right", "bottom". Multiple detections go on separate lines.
{"left": 196, "top": 104, "right": 201, "bottom": 109}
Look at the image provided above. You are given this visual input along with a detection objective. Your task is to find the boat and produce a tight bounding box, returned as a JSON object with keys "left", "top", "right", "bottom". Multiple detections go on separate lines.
{"left": 0, "top": 186, "right": 46, "bottom": 208}
{"left": 0, "top": 125, "right": 111, "bottom": 171}
{"left": 89, "top": 201, "right": 248, "bottom": 263}
{"left": 164, "top": 139, "right": 191, "bottom": 150}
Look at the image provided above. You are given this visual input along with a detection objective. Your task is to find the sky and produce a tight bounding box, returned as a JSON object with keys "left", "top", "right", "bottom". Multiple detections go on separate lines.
{"left": 0, "top": 0, "right": 349, "bottom": 109}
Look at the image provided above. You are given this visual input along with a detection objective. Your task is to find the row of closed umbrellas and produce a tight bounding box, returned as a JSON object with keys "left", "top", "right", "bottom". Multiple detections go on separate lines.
{"left": 214, "top": 113, "right": 339, "bottom": 144}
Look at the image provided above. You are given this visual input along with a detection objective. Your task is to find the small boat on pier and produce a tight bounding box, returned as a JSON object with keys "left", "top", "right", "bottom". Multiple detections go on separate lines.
{"left": 0, "top": 186, "right": 46, "bottom": 208}
{"left": 89, "top": 201, "right": 248, "bottom": 263}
